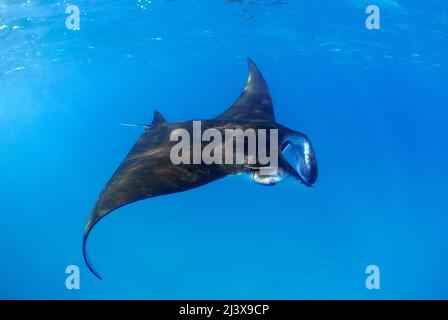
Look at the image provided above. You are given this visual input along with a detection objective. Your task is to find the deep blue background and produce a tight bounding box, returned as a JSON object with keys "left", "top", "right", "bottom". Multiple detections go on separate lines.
{"left": 0, "top": 0, "right": 447, "bottom": 299}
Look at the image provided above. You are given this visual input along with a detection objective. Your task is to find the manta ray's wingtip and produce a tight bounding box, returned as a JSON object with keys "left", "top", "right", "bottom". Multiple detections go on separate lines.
{"left": 82, "top": 229, "right": 103, "bottom": 280}
{"left": 247, "top": 57, "right": 257, "bottom": 70}
{"left": 247, "top": 57, "right": 255, "bottom": 64}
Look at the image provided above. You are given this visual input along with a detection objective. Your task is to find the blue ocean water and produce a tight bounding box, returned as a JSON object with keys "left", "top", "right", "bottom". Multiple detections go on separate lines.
{"left": 0, "top": 0, "right": 447, "bottom": 299}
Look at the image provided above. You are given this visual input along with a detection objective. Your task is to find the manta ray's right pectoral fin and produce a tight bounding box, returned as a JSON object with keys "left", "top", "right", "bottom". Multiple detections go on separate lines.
{"left": 215, "top": 58, "right": 275, "bottom": 122}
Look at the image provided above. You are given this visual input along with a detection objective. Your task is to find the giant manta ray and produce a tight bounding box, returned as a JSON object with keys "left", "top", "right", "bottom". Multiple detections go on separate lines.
{"left": 83, "top": 59, "right": 318, "bottom": 279}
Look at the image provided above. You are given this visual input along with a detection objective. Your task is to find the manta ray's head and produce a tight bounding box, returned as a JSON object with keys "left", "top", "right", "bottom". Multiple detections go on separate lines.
{"left": 281, "top": 132, "right": 318, "bottom": 187}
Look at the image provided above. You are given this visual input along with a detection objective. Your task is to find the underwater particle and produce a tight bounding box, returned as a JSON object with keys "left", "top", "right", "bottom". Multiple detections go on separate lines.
{"left": 4, "top": 66, "right": 25, "bottom": 75}
{"left": 241, "top": 9, "right": 254, "bottom": 21}
{"left": 137, "top": 0, "right": 151, "bottom": 10}
{"left": 0, "top": 24, "right": 8, "bottom": 31}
